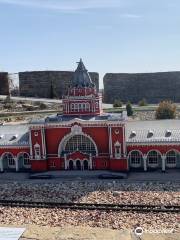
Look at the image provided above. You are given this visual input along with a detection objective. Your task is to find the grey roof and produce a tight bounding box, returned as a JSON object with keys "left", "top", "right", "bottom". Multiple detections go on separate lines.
{"left": 42, "top": 112, "right": 126, "bottom": 123}
{"left": 126, "top": 120, "right": 180, "bottom": 143}
{"left": 71, "top": 59, "right": 95, "bottom": 88}
{"left": 0, "top": 124, "right": 29, "bottom": 146}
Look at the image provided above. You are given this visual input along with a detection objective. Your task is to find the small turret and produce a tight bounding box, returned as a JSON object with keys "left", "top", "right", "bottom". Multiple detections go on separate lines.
{"left": 62, "top": 59, "right": 102, "bottom": 116}
{"left": 72, "top": 59, "right": 95, "bottom": 88}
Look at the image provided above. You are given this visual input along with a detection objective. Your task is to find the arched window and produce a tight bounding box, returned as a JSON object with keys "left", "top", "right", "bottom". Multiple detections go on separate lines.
{"left": 23, "top": 153, "right": 30, "bottom": 166}
{"left": 129, "top": 151, "right": 142, "bottom": 168}
{"left": 166, "top": 150, "right": 177, "bottom": 168}
{"left": 83, "top": 103, "right": 86, "bottom": 111}
{"left": 147, "top": 151, "right": 161, "bottom": 168}
{"left": 74, "top": 103, "right": 78, "bottom": 111}
{"left": 86, "top": 103, "right": 90, "bottom": 111}
{"left": 71, "top": 103, "right": 75, "bottom": 112}
{"left": 64, "top": 135, "right": 96, "bottom": 156}
{"left": 5, "top": 153, "right": 15, "bottom": 167}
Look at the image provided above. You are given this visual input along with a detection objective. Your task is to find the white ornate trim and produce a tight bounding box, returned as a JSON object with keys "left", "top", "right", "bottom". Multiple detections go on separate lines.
{"left": 71, "top": 125, "right": 82, "bottom": 135}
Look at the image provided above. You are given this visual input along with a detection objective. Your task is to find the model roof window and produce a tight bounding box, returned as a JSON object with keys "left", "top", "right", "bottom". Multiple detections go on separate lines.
{"left": 0, "top": 135, "right": 4, "bottom": 139}
{"left": 130, "top": 131, "right": 136, "bottom": 138}
{"left": 165, "top": 129, "right": 172, "bottom": 137}
{"left": 9, "top": 135, "right": 18, "bottom": 141}
{"left": 147, "top": 130, "right": 153, "bottom": 138}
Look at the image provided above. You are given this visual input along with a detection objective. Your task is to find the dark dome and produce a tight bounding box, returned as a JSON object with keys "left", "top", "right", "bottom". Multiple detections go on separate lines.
{"left": 72, "top": 59, "right": 95, "bottom": 88}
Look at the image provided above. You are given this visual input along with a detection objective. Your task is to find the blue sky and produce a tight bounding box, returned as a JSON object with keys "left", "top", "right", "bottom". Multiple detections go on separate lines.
{"left": 0, "top": 0, "right": 180, "bottom": 88}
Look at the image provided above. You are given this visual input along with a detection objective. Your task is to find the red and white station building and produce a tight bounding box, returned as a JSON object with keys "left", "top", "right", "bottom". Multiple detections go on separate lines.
{"left": 0, "top": 60, "right": 180, "bottom": 173}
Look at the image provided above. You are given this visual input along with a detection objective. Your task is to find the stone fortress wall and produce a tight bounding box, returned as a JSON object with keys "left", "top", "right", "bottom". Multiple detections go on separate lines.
{"left": 0, "top": 72, "right": 9, "bottom": 95}
{"left": 19, "top": 71, "right": 99, "bottom": 99}
{"left": 103, "top": 71, "right": 180, "bottom": 104}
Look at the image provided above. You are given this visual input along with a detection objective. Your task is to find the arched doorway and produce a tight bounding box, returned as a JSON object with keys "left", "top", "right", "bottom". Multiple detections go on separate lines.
{"left": 69, "top": 160, "right": 74, "bottom": 170}
{"left": 76, "top": 160, "right": 81, "bottom": 170}
{"left": 83, "top": 160, "right": 89, "bottom": 170}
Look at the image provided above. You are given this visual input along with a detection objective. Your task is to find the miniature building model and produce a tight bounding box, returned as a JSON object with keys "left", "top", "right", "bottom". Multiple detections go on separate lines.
{"left": 0, "top": 60, "right": 180, "bottom": 172}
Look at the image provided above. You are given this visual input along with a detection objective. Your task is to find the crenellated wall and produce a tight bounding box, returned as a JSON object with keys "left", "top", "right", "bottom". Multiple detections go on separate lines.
{"left": 0, "top": 72, "right": 9, "bottom": 95}
{"left": 19, "top": 71, "right": 99, "bottom": 99}
{"left": 103, "top": 71, "right": 180, "bottom": 104}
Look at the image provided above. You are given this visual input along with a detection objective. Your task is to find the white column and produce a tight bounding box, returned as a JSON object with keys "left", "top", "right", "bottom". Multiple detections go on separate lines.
{"left": 0, "top": 158, "right": 3, "bottom": 172}
{"left": 89, "top": 154, "right": 92, "bottom": 170}
{"left": 81, "top": 161, "right": 83, "bottom": 170}
{"left": 73, "top": 160, "right": 76, "bottom": 169}
{"left": 64, "top": 154, "right": 67, "bottom": 170}
{"left": 143, "top": 155, "right": 147, "bottom": 171}
{"left": 162, "top": 155, "right": 166, "bottom": 172}
{"left": 109, "top": 126, "right": 113, "bottom": 158}
{"left": 15, "top": 157, "right": 19, "bottom": 172}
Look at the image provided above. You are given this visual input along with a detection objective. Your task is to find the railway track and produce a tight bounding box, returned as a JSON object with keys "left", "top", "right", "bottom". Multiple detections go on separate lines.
{"left": 0, "top": 200, "right": 179, "bottom": 213}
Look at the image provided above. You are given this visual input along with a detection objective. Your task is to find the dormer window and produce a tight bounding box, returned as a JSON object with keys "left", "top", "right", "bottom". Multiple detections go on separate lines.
{"left": 130, "top": 131, "right": 136, "bottom": 138}
{"left": 34, "top": 143, "right": 41, "bottom": 160}
{"left": 147, "top": 130, "right": 153, "bottom": 138}
{"left": 0, "top": 135, "right": 4, "bottom": 140}
{"left": 9, "top": 135, "right": 18, "bottom": 141}
{"left": 165, "top": 130, "right": 172, "bottom": 137}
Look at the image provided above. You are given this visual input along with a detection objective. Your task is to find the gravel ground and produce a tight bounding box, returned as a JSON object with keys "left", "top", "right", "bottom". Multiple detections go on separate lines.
{"left": 0, "top": 207, "right": 179, "bottom": 232}
{"left": 0, "top": 181, "right": 179, "bottom": 205}
{"left": 0, "top": 181, "right": 179, "bottom": 232}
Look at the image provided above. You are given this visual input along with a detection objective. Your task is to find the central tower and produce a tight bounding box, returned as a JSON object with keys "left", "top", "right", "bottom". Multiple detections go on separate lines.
{"left": 62, "top": 59, "right": 102, "bottom": 116}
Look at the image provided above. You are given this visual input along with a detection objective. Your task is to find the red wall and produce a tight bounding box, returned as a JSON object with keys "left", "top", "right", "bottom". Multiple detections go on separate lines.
{"left": 109, "top": 158, "right": 128, "bottom": 171}
{"left": 0, "top": 147, "right": 30, "bottom": 156}
{"left": 45, "top": 128, "right": 70, "bottom": 154}
{"left": 31, "top": 160, "right": 47, "bottom": 172}
{"left": 83, "top": 127, "right": 109, "bottom": 154}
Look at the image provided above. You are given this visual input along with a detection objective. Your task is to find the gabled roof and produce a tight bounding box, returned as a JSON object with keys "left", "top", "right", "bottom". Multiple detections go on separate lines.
{"left": 0, "top": 124, "right": 29, "bottom": 146}
{"left": 126, "top": 120, "right": 180, "bottom": 144}
{"left": 71, "top": 59, "right": 95, "bottom": 88}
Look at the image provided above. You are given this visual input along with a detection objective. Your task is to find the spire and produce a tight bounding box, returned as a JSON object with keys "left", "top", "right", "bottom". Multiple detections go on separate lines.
{"left": 72, "top": 59, "right": 95, "bottom": 88}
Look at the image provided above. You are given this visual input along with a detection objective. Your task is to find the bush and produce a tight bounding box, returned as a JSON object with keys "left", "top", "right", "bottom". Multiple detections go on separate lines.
{"left": 155, "top": 101, "right": 176, "bottom": 119}
{"left": 39, "top": 102, "right": 48, "bottom": 110}
{"left": 126, "top": 102, "right": 133, "bottom": 116}
{"left": 138, "top": 98, "right": 147, "bottom": 106}
{"left": 113, "top": 99, "right": 122, "bottom": 108}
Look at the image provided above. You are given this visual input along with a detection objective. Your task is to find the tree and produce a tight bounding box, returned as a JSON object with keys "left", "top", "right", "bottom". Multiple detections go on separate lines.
{"left": 138, "top": 98, "right": 147, "bottom": 106}
{"left": 50, "top": 80, "right": 57, "bottom": 99}
{"left": 113, "top": 99, "right": 122, "bottom": 108}
{"left": 126, "top": 102, "right": 133, "bottom": 116}
{"left": 155, "top": 101, "right": 176, "bottom": 119}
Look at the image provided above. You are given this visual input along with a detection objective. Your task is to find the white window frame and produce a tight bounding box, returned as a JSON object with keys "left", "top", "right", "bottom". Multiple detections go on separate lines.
{"left": 166, "top": 151, "right": 177, "bottom": 168}
{"left": 147, "top": 151, "right": 160, "bottom": 168}
{"left": 7, "top": 154, "right": 15, "bottom": 168}
{"left": 130, "top": 151, "right": 142, "bottom": 168}
{"left": 114, "top": 141, "right": 121, "bottom": 159}
{"left": 34, "top": 143, "right": 41, "bottom": 160}
{"left": 23, "top": 153, "right": 30, "bottom": 167}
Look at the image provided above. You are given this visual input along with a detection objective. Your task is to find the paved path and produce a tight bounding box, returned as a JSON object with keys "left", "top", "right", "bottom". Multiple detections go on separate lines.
{"left": 0, "top": 170, "right": 179, "bottom": 182}
{"left": 0, "top": 225, "right": 178, "bottom": 240}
